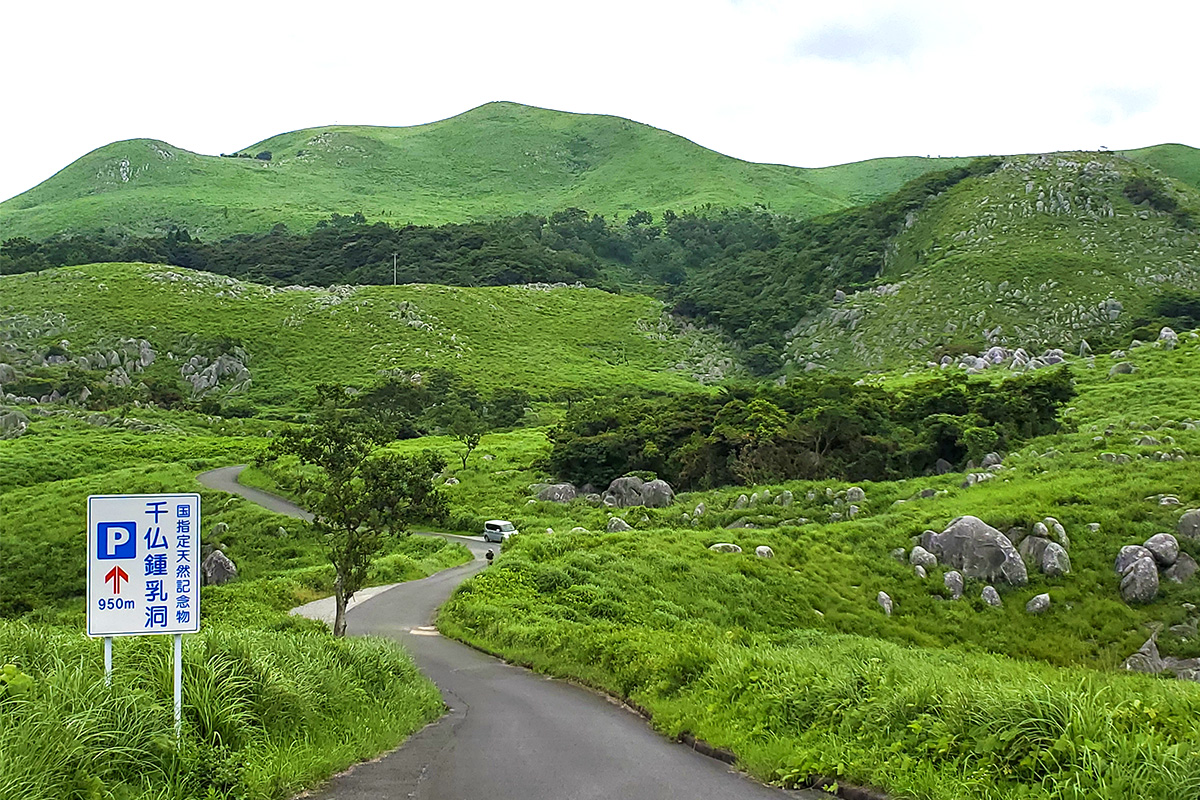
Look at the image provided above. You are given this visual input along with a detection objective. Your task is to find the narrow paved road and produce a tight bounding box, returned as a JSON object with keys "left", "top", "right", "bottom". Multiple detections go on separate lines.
{"left": 197, "top": 466, "right": 814, "bottom": 800}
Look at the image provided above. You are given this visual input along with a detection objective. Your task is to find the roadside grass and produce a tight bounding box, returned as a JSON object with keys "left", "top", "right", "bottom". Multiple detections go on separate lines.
{"left": 0, "top": 620, "right": 445, "bottom": 800}
{"left": 438, "top": 527, "right": 1200, "bottom": 799}
{"left": 0, "top": 409, "right": 472, "bottom": 799}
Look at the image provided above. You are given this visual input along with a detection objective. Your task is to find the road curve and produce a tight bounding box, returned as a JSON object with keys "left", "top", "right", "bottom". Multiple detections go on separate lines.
{"left": 198, "top": 466, "right": 813, "bottom": 800}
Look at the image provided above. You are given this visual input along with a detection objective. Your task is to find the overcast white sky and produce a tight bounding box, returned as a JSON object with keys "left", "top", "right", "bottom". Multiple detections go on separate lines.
{"left": 3, "top": 0, "right": 1196, "bottom": 203}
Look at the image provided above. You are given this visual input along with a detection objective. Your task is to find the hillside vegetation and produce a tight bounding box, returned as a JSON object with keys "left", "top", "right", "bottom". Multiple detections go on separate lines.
{"left": 0, "top": 102, "right": 966, "bottom": 240}
{"left": 0, "top": 263, "right": 739, "bottom": 411}
{"left": 428, "top": 337, "right": 1200, "bottom": 799}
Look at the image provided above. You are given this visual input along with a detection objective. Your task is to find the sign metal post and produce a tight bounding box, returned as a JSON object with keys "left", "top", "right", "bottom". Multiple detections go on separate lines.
{"left": 87, "top": 493, "right": 200, "bottom": 739}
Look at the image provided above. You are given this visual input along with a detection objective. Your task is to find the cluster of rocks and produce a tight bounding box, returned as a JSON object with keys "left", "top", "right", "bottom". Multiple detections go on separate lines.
{"left": 180, "top": 352, "right": 251, "bottom": 396}
{"left": 884, "top": 515, "right": 1085, "bottom": 617}
{"left": 0, "top": 407, "right": 30, "bottom": 439}
{"left": 1008, "top": 518, "right": 1072, "bottom": 578}
{"left": 1116, "top": 528, "right": 1198, "bottom": 604}
{"left": 707, "top": 542, "right": 775, "bottom": 559}
{"left": 1121, "top": 636, "right": 1200, "bottom": 682}
{"left": 532, "top": 476, "right": 675, "bottom": 509}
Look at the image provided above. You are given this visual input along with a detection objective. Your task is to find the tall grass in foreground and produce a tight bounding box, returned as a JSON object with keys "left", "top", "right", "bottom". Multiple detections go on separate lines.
{"left": 0, "top": 621, "right": 443, "bottom": 800}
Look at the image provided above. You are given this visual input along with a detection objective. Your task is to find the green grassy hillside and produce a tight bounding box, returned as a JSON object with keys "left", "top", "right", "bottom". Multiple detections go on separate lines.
{"left": 0, "top": 263, "right": 737, "bottom": 408}
{"left": 1123, "top": 143, "right": 1200, "bottom": 191}
{"left": 786, "top": 151, "right": 1200, "bottom": 371}
{"left": 0, "top": 102, "right": 964, "bottom": 240}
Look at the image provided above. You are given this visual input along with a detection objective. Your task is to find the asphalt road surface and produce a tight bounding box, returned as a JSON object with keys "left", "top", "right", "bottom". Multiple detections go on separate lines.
{"left": 197, "top": 466, "right": 814, "bottom": 800}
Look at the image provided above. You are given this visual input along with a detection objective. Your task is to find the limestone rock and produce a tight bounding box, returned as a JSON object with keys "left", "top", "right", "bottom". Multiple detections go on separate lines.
{"left": 755, "top": 545, "right": 774, "bottom": 559}
{"left": 982, "top": 585, "right": 1003, "bottom": 607}
{"left": 846, "top": 486, "right": 866, "bottom": 503}
{"left": 877, "top": 591, "right": 893, "bottom": 616}
{"left": 1120, "top": 557, "right": 1160, "bottom": 603}
{"left": 693, "top": 503, "right": 707, "bottom": 517}
{"left": 444, "top": 477, "right": 460, "bottom": 486}
{"left": 935, "top": 458, "right": 953, "bottom": 475}
{"left": 944, "top": 570, "right": 964, "bottom": 599}
{"left": 1121, "top": 638, "right": 1165, "bottom": 673}
{"left": 909, "top": 545, "right": 937, "bottom": 569}
{"left": 0, "top": 408, "right": 30, "bottom": 439}
{"left": 1044, "top": 518, "right": 1070, "bottom": 550}
{"left": 607, "top": 517, "right": 633, "bottom": 533}
{"left": 777, "top": 491, "right": 793, "bottom": 508}
{"left": 709, "top": 542, "right": 742, "bottom": 554}
{"left": 734, "top": 494, "right": 749, "bottom": 510}
{"left": 602, "top": 476, "right": 675, "bottom": 508}
{"left": 1115, "top": 545, "right": 1152, "bottom": 574}
{"left": 202, "top": 550, "right": 238, "bottom": 585}
{"left": 1026, "top": 593, "right": 1050, "bottom": 614}
{"left": 1178, "top": 509, "right": 1200, "bottom": 540}
{"left": 211, "top": 522, "right": 229, "bottom": 537}
{"left": 640, "top": 479, "right": 676, "bottom": 508}
{"left": 604, "top": 476, "right": 645, "bottom": 508}
{"left": 538, "top": 483, "right": 578, "bottom": 503}
{"left": 725, "top": 517, "right": 756, "bottom": 530}
{"left": 890, "top": 547, "right": 907, "bottom": 563}
{"left": 1144, "top": 533, "right": 1180, "bottom": 567}
{"left": 1041, "top": 542, "right": 1071, "bottom": 576}
{"left": 1165, "top": 552, "right": 1199, "bottom": 584}
{"left": 914, "top": 565, "right": 927, "bottom": 579}
{"left": 981, "top": 452, "right": 1003, "bottom": 469}
{"left": 1022, "top": 534, "right": 1051, "bottom": 566}
{"left": 921, "top": 516, "right": 1028, "bottom": 585}
{"left": 1108, "top": 362, "right": 1136, "bottom": 377}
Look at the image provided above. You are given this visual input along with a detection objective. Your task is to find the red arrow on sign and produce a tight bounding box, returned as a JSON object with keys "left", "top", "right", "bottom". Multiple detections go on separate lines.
{"left": 105, "top": 566, "right": 129, "bottom": 594}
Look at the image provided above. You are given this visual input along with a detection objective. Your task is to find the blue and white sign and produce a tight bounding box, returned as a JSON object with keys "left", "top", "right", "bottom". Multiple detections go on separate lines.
{"left": 87, "top": 493, "right": 201, "bottom": 637}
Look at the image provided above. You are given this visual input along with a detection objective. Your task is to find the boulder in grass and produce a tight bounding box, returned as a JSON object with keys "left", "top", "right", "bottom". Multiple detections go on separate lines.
{"left": 606, "top": 517, "right": 632, "bottom": 533}
{"left": 537, "top": 483, "right": 577, "bottom": 503}
{"left": 640, "top": 479, "right": 676, "bottom": 508}
{"left": 1120, "top": 557, "right": 1160, "bottom": 604}
{"left": 1026, "top": 593, "right": 1050, "bottom": 614}
{"left": 1144, "top": 533, "right": 1180, "bottom": 567}
{"left": 877, "top": 591, "right": 893, "bottom": 616}
{"left": 1041, "top": 543, "right": 1071, "bottom": 576}
{"left": 909, "top": 546, "right": 937, "bottom": 569}
{"left": 709, "top": 542, "right": 742, "bottom": 554}
{"left": 604, "top": 476, "right": 645, "bottom": 507}
{"left": 755, "top": 545, "right": 774, "bottom": 559}
{"left": 982, "top": 585, "right": 1003, "bottom": 607}
{"left": 1178, "top": 509, "right": 1200, "bottom": 540}
{"left": 846, "top": 486, "right": 866, "bottom": 503}
{"left": 921, "top": 516, "right": 1028, "bottom": 585}
{"left": 944, "top": 570, "right": 964, "bottom": 600}
{"left": 1114, "top": 545, "right": 1153, "bottom": 574}
{"left": 1165, "top": 552, "right": 1199, "bottom": 584}
{"left": 202, "top": 550, "right": 238, "bottom": 585}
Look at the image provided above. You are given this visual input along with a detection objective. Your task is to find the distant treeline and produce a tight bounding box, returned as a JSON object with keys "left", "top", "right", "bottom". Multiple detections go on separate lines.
{"left": 0, "top": 159, "right": 1003, "bottom": 362}
{"left": 549, "top": 368, "right": 1074, "bottom": 490}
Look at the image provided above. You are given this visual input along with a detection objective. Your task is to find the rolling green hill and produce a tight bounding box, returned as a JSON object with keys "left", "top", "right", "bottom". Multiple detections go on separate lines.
{"left": 0, "top": 262, "right": 738, "bottom": 408}
{"left": 783, "top": 151, "right": 1200, "bottom": 371}
{"left": 1121, "top": 143, "right": 1200, "bottom": 191}
{"left": 0, "top": 102, "right": 965, "bottom": 240}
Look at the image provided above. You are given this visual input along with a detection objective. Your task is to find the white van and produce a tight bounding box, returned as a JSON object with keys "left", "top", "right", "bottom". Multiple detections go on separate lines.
{"left": 483, "top": 520, "right": 517, "bottom": 543}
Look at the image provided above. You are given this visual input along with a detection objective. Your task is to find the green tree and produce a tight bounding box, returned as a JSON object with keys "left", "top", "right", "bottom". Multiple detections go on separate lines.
{"left": 271, "top": 388, "right": 447, "bottom": 636}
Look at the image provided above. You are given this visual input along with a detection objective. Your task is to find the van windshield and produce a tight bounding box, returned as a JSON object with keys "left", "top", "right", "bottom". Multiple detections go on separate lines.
{"left": 499, "top": 522, "right": 516, "bottom": 532}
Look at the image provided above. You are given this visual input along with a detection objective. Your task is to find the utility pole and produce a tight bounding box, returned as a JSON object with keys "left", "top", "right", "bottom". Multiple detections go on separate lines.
{"left": 393, "top": 253, "right": 397, "bottom": 286}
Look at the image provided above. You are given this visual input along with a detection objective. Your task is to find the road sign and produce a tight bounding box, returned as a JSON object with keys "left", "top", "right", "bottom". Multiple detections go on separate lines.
{"left": 87, "top": 494, "right": 200, "bottom": 638}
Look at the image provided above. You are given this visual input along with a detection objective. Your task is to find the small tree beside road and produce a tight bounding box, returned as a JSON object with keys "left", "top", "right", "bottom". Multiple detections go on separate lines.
{"left": 271, "top": 385, "right": 447, "bottom": 636}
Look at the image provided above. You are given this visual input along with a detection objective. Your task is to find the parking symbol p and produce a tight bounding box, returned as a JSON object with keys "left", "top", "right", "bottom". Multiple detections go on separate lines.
{"left": 98, "top": 522, "right": 137, "bottom": 559}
